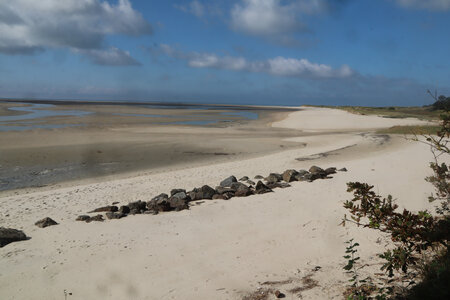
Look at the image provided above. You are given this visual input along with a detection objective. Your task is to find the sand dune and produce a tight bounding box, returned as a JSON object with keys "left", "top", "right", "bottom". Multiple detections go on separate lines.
{"left": 0, "top": 106, "right": 440, "bottom": 299}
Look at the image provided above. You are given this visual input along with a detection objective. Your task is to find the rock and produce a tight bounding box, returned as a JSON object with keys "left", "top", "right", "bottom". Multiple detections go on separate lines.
{"left": 35, "top": 217, "right": 58, "bottom": 228}
{"left": 166, "top": 191, "right": 190, "bottom": 211}
{"left": 215, "top": 186, "right": 235, "bottom": 195}
{"left": 0, "top": 227, "right": 28, "bottom": 247}
{"left": 170, "top": 189, "right": 186, "bottom": 196}
{"left": 246, "top": 180, "right": 255, "bottom": 186}
{"left": 230, "top": 182, "right": 252, "bottom": 197}
{"left": 76, "top": 215, "right": 90, "bottom": 221}
{"left": 309, "top": 166, "right": 324, "bottom": 174}
{"left": 274, "top": 290, "right": 286, "bottom": 298}
{"left": 105, "top": 212, "right": 126, "bottom": 220}
{"left": 267, "top": 182, "right": 291, "bottom": 189}
{"left": 308, "top": 166, "right": 327, "bottom": 179}
{"left": 86, "top": 215, "right": 104, "bottom": 222}
{"left": 189, "top": 185, "right": 216, "bottom": 200}
{"left": 282, "top": 169, "right": 299, "bottom": 182}
{"left": 325, "top": 167, "right": 337, "bottom": 175}
{"left": 168, "top": 196, "right": 189, "bottom": 211}
{"left": 88, "top": 205, "right": 118, "bottom": 213}
{"left": 147, "top": 193, "right": 171, "bottom": 212}
{"left": 119, "top": 205, "right": 130, "bottom": 214}
{"left": 295, "top": 172, "right": 309, "bottom": 181}
{"left": 254, "top": 175, "right": 264, "bottom": 179}
{"left": 212, "top": 194, "right": 225, "bottom": 200}
{"left": 239, "top": 176, "right": 249, "bottom": 181}
{"left": 220, "top": 176, "right": 237, "bottom": 187}
{"left": 265, "top": 173, "right": 282, "bottom": 184}
{"left": 339, "top": 167, "right": 348, "bottom": 172}
{"left": 128, "top": 200, "right": 147, "bottom": 214}
{"left": 298, "top": 169, "right": 309, "bottom": 176}
{"left": 255, "top": 181, "right": 273, "bottom": 194}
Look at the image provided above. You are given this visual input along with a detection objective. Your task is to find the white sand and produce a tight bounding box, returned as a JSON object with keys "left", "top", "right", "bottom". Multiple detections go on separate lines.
{"left": 0, "top": 106, "right": 440, "bottom": 299}
{"left": 273, "top": 106, "right": 432, "bottom": 132}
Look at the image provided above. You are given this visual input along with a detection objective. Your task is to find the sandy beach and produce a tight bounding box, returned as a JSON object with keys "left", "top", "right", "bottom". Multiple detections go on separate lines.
{"left": 0, "top": 105, "right": 439, "bottom": 299}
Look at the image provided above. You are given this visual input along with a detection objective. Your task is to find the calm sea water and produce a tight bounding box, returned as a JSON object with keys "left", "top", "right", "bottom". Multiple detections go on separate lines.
{"left": 0, "top": 102, "right": 259, "bottom": 131}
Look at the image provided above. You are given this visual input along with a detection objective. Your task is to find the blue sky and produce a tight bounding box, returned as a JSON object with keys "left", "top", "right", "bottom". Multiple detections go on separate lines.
{"left": 0, "top": 0, "right": 449, "bottom": 106}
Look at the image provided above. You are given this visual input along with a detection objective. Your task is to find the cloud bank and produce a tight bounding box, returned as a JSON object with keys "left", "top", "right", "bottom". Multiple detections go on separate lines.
{"left": 0, "top": 0, "right": 151, "bottom": 65}
{"left": 152, "top": 44, "right": 353, "bottom": 78}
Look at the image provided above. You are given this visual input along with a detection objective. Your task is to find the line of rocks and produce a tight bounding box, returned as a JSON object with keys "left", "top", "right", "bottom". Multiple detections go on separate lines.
{"left": 0, "top": 166, "right": 347, "bottom": 247}
{"left": 75, "top": 165, "right": 347, "bottom": 223}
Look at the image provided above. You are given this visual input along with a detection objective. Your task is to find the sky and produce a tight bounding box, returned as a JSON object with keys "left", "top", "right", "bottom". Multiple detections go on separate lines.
{"left": 0, "top": 0, "right": 449, "bottom": 106}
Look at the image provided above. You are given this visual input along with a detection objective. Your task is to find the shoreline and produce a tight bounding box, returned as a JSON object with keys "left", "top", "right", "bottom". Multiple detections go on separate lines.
{"left": 0, "top": 106, "right": 441, "bottom": 299}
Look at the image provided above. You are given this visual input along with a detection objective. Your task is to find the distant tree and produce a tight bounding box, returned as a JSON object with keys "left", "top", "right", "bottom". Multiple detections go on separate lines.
{"left": 428, "top": 90, "right": 450, "bottom": 111}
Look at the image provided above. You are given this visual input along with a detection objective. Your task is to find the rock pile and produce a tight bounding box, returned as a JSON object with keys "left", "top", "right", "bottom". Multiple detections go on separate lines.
{"left": 78, "top": 166, "right": 347, "bottom": 223}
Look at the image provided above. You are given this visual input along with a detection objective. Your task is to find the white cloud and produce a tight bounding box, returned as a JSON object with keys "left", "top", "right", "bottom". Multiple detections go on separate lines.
{"left": 394, "top": 0, "right": 450, "bottom": 10}
{"left": 174, "top": 1, "right": 205, "bottom": 17}
{"left": 0, "top": 0, "right": 151, "bottom": 65}
{"left": 231, "top": 0, "right": 304, "bottom": 38}
{"left": 229, "top": 0, "right": 348, "bottom": 43}
{"left": 77, "top": 47, "right": 141, "bottom": 66}
{"left": 155, "top": 44, "right": 353, "bottom": 78}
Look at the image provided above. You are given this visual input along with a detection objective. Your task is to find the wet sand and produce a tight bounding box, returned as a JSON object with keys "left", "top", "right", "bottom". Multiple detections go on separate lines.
{"left": 0, "top": 100, "right": 300, "bottom": 193}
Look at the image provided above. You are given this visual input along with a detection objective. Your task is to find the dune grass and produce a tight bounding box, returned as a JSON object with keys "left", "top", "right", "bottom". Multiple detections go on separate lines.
{"left": 376, "top": 125, "right": 441, "bottom": 135}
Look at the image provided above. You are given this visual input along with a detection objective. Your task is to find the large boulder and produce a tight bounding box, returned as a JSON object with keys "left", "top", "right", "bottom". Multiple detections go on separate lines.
{"left": 282, "top": 169, "right": 299, "bottom": 182}
{"left": 168, "top": 191, "right": 190, "bottom": 211}
{"left": 35, "top": 217, "right": 58, "bottom": 228}
{"left": 189, "top": 185, "right": 216, "bottom": 200}
{"left": 308, "top": 166, "right": 327, "bottom": 179}
{"left": 0, "top": 227, "right": 28, "bottom": 247}
{"left": 147, "top": 193, "right": 171, "bottom": 212}
{"left": 170, "top": 189, "right": 186, "bottom": 196}
{"left": 215, "top": 186, "right": 235, "bottom": 195}
{"left": 230, "top": 182, "right": 252, "bottom": 197}
{"left": 220, "top": 176, "right": 237, "bottom": 187}
{"left": 128, "top": 200, "right": 147, "bottom": 214}
{"left": 265, "top": 173, "right": 282, "bottom": 184}
{"left": 88, "top": 205, "right": 118, "bottom": 213}
{"left": 255, "top": 181, "right": 273, "bottom": 194}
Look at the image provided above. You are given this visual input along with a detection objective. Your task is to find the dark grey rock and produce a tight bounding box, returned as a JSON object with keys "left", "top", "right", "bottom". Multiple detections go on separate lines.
{"left": 220, "top": 176, "right": 237, "bottom": 187}
{"left": 255, "top": 181, "right": 273, "bottom": 194}
{"left": 282, "top": 169, "right": 299, "bottom": 182}
{"left": 35, "top": 217, "right": 58, "bottom": 228}
{"left": 119, "top": 205, "right": 130, "bottom": 214}
{"left": 325, "top": 167, "right": 337, "bottom": 175}
{"left": 254, "top": 175, "right": 264, "bottom": 179}
{"left": 170, "top": 189, "right": 186, "bottom": 196}
{"left": 86, "top": 215, "right": 104, "bottom": 222}
{"left": 147, "top": 193, "right": 171, "bottom": 212}
{"left": 189, "top": 185, "right": 216, "bottom": 200}
{"left": 232, "top": 183, "right": 252, "bottom": 197}
{"left": 267, "top": 182, "right": 291, "bottom": 189}
{"left": 128, "top": 200, "right": 147, "bottom": 213}
{"left": 215, "top": 186, "right": 235, "bottom": 195}
{"left": 338, "top": 167, "right": 348, "bottom": 172}
{"left": 297, "top": 169, "right": 309, "bottom": 176}
{"left": 76, "top": 215, "right": 90, "bottom": 221}
{"left": 239, "top": 176, "right": 249, "bottom": 181}
{"left": 265, "top": 173, "right": 282, "bottom": 184}
{"left": 105, "top": 212, "right": 126, "bottom": 220}
{"left": 0, "top": 227, "right": 28, "bottom": 247}
{"left": 246, "top": 180, "right": 255, "bottom": 186}
{"left": 88, "top": 206, "right": 118, "bottom": 213}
